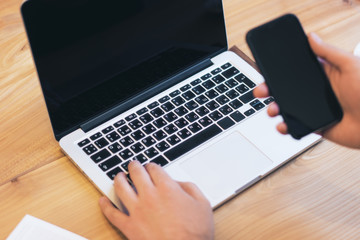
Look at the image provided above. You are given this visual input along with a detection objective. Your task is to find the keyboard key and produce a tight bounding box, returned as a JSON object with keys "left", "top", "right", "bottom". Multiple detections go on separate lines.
{"left": 192, "top": 85, "right": 206, "bottom": 95}
{"left": 184, "top": 100, "right": 199, "bottom": 110}
{"left": 164, "top": 124, "right": 178, "bottom": 135}
{"left": 131, "top": 130, "right": 145, "bottom": 141}
{"left": 171, "top": 96, "right": 186, "bottom": 106}
{"left": 205, "top": 89, "right": 219, "bottom": 99}
{"left": 121, "top": 160, "right": 132, "bottom": 172}
{"left": 125, "top": 113, "right": 137, "bottom": 122}
{"left": 99, "top": 156, "right": 122, "bottom": 171}
{"left": 133, "top": 154, "right": 147, "bottom": 164}
{"left": 229, "top": 99, "right": 243, "bottom": 109}
{"left": 118, "top": 125, "right": 132, "bottom": 136}
{"left": 225, "top": 79, "right": 238, "bottom": 88}
{"left": 219, "top": 105, "right": 233, "bottom": 115}
{"left": 164, "top": 124, "right": 222, "bottom": 161}
{"left": 119, "top": 149, "right": 134, "bottom": 161}
{"left": 144, "top": 147, "right": 159, "bottom": 159}
{"left": 153, "top": 118, "right": 167, "bottom": 128}
{"left": 226, "top": 89, "right": 240, "bottom": 99}
{"left": 209, "top": 110, "right": 223, "bottom": 121}
{"left": 130, "top": 142, "right": 145, "bottom": 154}
{"left": 250, "top": 99, "right": 265, "bottom": 111}
{"left": 206, "top": 100, "right": 220, "bottom": 111}
{"left": 108, "top": 142, "right": 123, "bottom": 153}
{"left": 190, "top": 79, "right": 201, "bottom": 86}
{"left": 102, "top": 126, "right": 114, "bottom": 134}
{"left": 188, "top": 122, "right": 202, "bottom": 133}
{"left": 244, "top": 109, "right": 256, "bottom": 116}
{"left": 180, "top": 84, "right": 191, "bottom": 92}
{"left": 201, "top": 73, "right": 212, "bottom": 80}
{"left": 155, "top": 141, "right": 171, "bottom": 152}
{"left": 169, "top": 90, "right": 181, "bottom": 98}
{"left": 139, "top": 113, "right": 154, "bottom": 124}
{"left": 264, "top": 97, "right": 275, "bottom": 105}
{"left": 161, "top": 102, "right": 175, "bottom": 112}
{"left": 174, "top": 106, "right": 189, "bottom": 116}
{"left": 216, "top": 95, "right": 230, "bottom": 105}
{"left": 90, "top": 132, "right": 102, "bottom": 141}
{"left": 164, "top": 112, "right": 178, "bottom": 122}
{"left": 142, "top": 136, "right": 156, "bottom": 147}
{"left": 234, "top": 73, "right": 256, "bottom": 88}
{"left": 215, "top": 84, "right": 229, "bottom": 93}
{"left": 217, "top": 117, "right": 235, "bottom": 130}
{"left": 195, "top": 106, "right": 210, "bottom": 116}
{"left": 185, "top": 112, "right": 199, "bottom": 122}
{"left": 230, "top": 111, "right": 246, "bottom": 122}
{"left": 114, "top": 119, "right": 126, "bottom": 128}
{"left": 94, "top": 138, "right": 109, "bottom": 149}
{"left": 142, "top": 124, "right": 156, "bottom": 134}
{"left": 166, "top": 135, "right": 181, "bottom": 146}
{"left": 239, "top": 91, "right": 255, "bottom": 104}
{"left": 120, "top": 136, "right": 134, "bottom": 147}
{"left": 221, "top": 62, "right": 231, "bottom": 70}
{"left": 195, "top": 95, "right": 209, "bottom": 105}
{"left": 151, "top": 156, "right": 169, "bottom": 167}
{"left": 182, "top": 90, "right": 196, "bottom": 100}
{"left": 178, "top": 128, "right": 192, "bottom": 139}
{"left": 211, "top": 68, "right": 222, "bottom": 75}
{"left": 106, "top": 131, "right": 121, "bottom": 142}
{"left": 129, "top": 119, "right": 143, "bottom": 130}
{"left": 150, "top": 107, "right": 165, "bottom": 118}
{"left": 212, "top": 75, "right": 225, "bottom": 84}
{"left": 174, "top": 118, "right": 189, "bottom": 128}
{"left": 153, "top": 130, "right": 167, "bottom": 141}
{"left": 82, "top": 144, "right": 97, "bottom": 155}
{"left": 148, "top": 101, "right": 159, "bottom": 109}
{"left": 202, "top": 80, "right": 215, "bottom": 89}
{"left": 222, "top": 67, "right": 240, "bottom": 79}
{"left": 159, "top": 95, "right": 170, "bottom": 103}
{"left": 199, "top": 116, "right": 213, "bottom": 127}
{"left": 235, "top": 84, "right": 249, "bottom": 94}
{"left": 78, "top": 139, "right": 90, "bottom": 147}
{"left": 91, "top": 149, "right": 111, "bottom": 163}
{"left": 136, "top": 107, "right": 148, "bottom": 116}
{"left": 106, "top": 167, "right": 122, "bottom": 180}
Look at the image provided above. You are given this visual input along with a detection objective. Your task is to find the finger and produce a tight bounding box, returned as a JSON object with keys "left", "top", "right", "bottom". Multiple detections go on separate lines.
{"left": 99, "top": 196, "right": 130, "bottom": 231}
{"left": 267, "top": 103, "right": 280, "bottom": 117}
{"left": 253, "top": 83, "right": 270, "bottom": 98}
{"left": 113, "top": 172, "right": 138, "bottom": 209}
{"left": 308, "top": 32, "right": 351, "bottom": 68}
{"left": 177, "top": 181, "right": 208, "bottom": 201}
{"left": 128, "top": 161, "right": 154, "bottom": 193}
{"left": 145, "top": 162, "right": 176, "bottom": 187}
{"left": 276, "top": 122, "right": 288, "bottom": 135}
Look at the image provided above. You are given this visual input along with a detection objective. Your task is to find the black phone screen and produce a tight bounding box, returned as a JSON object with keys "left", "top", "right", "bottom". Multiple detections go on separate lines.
{"left": 246, "top": 14, "right": 342, "bottom": 139}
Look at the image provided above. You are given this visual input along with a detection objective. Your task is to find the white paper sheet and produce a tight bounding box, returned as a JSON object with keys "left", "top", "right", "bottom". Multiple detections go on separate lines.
{"left": 6, "top": 215, "right": 88, "bottom": 240}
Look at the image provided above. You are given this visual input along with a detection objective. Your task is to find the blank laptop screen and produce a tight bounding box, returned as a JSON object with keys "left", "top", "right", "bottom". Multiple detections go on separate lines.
{"left": 21, "top": 0, "right": 227, "bottom": 138}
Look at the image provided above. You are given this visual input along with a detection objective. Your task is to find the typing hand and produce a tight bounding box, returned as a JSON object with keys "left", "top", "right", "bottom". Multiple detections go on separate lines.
{"left": 253, "top": 33, "right": 360, "bottom": 149}
{"left": 99, "top": 161, "right": 214, "bottom": 240}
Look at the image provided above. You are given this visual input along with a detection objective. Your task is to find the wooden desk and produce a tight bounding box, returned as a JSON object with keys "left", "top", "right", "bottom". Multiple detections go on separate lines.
{"left": 1, "top": 0, "right": 360, "bottom": 239}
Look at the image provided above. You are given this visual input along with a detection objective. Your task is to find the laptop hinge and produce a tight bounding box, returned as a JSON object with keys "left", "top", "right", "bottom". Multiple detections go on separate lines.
{"left": 80, "top": 58, "right": 214, "bottom": 133}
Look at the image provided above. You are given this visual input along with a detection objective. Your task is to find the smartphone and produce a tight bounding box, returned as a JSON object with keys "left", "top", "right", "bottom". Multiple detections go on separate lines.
{"left": 246, "top": 14, "right": 343, "bottom": 139}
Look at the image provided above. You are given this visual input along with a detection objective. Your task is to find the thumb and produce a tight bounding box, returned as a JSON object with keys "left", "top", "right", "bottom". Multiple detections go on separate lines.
{"left": 308, "top": 32, "right": 350, "bottom": 68}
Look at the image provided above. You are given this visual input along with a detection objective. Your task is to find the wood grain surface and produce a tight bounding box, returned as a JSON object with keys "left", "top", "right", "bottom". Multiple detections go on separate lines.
{"left": 1, "top": 0, "right": 360, "bottom": 239}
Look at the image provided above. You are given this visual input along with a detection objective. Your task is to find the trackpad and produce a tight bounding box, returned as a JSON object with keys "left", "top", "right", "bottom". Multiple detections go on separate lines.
{"left": 180, "top": 132, "right": 273, "bottom": 199}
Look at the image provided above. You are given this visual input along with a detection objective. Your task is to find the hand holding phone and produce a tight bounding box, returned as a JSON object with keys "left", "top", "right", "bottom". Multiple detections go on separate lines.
{"left": 246, "top": 14, "right": 343, "bottom": 139}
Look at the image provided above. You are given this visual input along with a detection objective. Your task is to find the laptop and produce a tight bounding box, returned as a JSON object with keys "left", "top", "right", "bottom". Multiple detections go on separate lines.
{"left": 21, "top": 0, "right": 321, "bottom": 209}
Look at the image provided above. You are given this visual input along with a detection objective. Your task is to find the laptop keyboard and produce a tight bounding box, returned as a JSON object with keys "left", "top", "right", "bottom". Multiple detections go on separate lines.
{"left": 77, "top": 63, "right": 274, "bottom": 180}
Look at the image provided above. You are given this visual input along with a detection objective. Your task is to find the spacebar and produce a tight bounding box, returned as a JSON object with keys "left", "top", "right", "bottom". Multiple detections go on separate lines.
{"left": 164, "top": 124, "right": 222, "bottom": 161}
